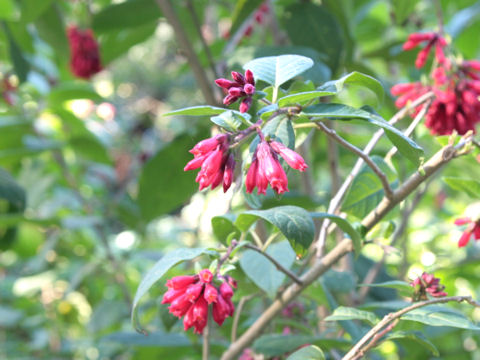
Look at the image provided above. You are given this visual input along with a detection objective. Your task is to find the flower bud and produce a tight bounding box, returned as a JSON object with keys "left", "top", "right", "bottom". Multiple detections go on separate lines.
{"left": 185, "top": 283, "right": 204, "bottom": 302}
{"left": 231, "top": 71, "right": 245, "bottom": 84}
{"left": 199, "top": 269, "right": 213, "bottom": 283}
{"left": 219, "top": 282, "right": 234, "bottom": 299}
{"left": 204, "top": 284, "right": 218, "bottom": 304}
{"left": 167, "top": 275, "right": 197, "bottom": 290}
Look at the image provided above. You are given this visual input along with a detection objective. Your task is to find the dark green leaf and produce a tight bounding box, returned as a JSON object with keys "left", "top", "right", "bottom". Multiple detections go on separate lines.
{"left": 102, "top": 331, "right": 190, "bottom": 347}
{"left": 34, "top": 4, "right": 68, "bottom": 58}
{"left": 20, "top": 0, "right": 54, "bottom": 22}
{"left": 278, "top": 90, "right": 336, "bottom": 107}
{"left": 93, "top": 0, "right": 161, "bottom": 33}
{"left": 236, "top": 205, "right": 315, "bottom": 254}
{"left": 211, "top": 214, "right": 240, "bottom": 243}
{"left": 301, "top": 103, "right": 424, "bottom": 165}
{"left": 311, "top": 212, "right": 363, "bottom": 255}
{"left": 282, "top": 3, "right": 343, "bottom": 71}
{"left": 210, "top": 111, "right": 243, "bottom": 132}
{"left": 4, "top": 24, "right": 29, "bottom": 83}
{"left": 321, "top": 71, "right": 384, "bottom": 102}
{"left": 131, "top": 247, "right": 209, "bottom": 333}
{"left": 359, "top": 280, "right": 412, "bottom": 297}
{"left": 342, "top": 156, "right": 398, "bottom": 219}
{"left": 253, "top": 334, "right": 318, "bottom": 357}
{"left": 402, "top": 307, "right": 480, "bottom": 330}
{"left": 137, "top": 133, "right": 206, "bottom": 221}
{"left": 239, "top": 241, "right": 295, "bottom": 297}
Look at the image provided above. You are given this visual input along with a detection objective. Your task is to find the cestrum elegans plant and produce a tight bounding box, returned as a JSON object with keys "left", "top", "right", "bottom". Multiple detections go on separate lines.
{"left": 132, "top": 50, "right": 480, "bottom": 360}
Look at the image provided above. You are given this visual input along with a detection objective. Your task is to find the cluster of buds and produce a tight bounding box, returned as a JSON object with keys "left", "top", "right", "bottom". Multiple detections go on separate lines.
{"left": 410, "top": 272, "right": 447, "bottom": 301}
{"left": 184, "top": 134, "right": 235, "bottom": 192}
{"left": 162, "top": 269, "right": 236, "bottom": 334}
{"left": 67, "top": 26, "right": 102, "bottom": 79}
{"left": 455, "top": 216, "right": 480, "bottom": 247}
{"left": 215, "top": 70, "right": 255, "bottom": 113}
{"left": 246, "top": 139, "right": 308, "bottom": 195}
{"left": 392, "top": 31, "right": 480, "bottom": 135}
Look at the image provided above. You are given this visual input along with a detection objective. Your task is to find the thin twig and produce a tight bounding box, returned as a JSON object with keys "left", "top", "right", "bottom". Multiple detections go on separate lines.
{"left": 316, "top": 121, "right": 394, "bottom": 200}
{"left": 244, "top": 244, "right": 303, "bottom": 285}
{"left": 156, "top": 0, "right": 218, "bottom": 105}
{"left": 343, "top": 295, "right": 480, "bottom": 360}
{"left": 231, "top": 294, "right": 256, "bottom": 343}
{"left": 433, "top": 0, "right": 444, "bottom": 34}
{"left": 315, "top": 91, "right": 435, "bottom": 256}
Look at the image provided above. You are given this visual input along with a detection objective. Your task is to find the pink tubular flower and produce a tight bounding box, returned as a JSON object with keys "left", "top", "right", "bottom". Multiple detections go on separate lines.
{"left": 162, "top": 270, "right": 236, "bottom": 334}
{"left": 215, "top": 70, "right": 256, "bottom": 113}
{"left": 184, "top": 134, "right": 236, "bottom": 192}
{"left": 402, "top": 32, "right": 447, "bottom": 69}
{"left": 246, "top": 139, "right": 307, "bottom": 195}
{"left": 410, "top": 272, "right": 447, "bottom": 300}
{"left": 67, "top": 26, "right": 102, "bottom": 79}
{"left": 454, "top": 217, "right": 480, "bottom": 247}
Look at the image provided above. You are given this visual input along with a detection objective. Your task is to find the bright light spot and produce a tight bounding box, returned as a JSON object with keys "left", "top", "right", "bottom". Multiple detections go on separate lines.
{"left": 96, "top": 102, "right": 116, "bottom": 121}
{"left": 69, "top": 99, "right": 94, "bottom": 119}
{"left": 95, "top": 79, "right": 114, "bottom": 97}
{"left": 86, "top": 347, "right": 99, "bottom": 360}
{"left": 464, "top": 337, "right": 477, "bottom": 351}
{"left": 421, "top": 251, "right": 436, "bottom": 266}
{"left": 114, "top": 231, "right": 136, "bottom": 250}
{"left": 117, "top": 83, "right": 134, "bottom": 98}
{"left": 13, "top": 271, "right": 55, "bottom": 297}
{"left": 407, "top": 265, "right": 423, "bottom": 281}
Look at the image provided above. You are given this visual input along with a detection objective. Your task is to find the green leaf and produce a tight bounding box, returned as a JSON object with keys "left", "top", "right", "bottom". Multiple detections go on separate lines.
{"left": 324, "top": 306, "right": 378, "bottom": 325}
{"left": 103, "top": 331, "right": 190, "bottom": 347}
{"left": 402, "top": 307, "right": 480, "bottom": 330}
{"left": 34, "top": 4, "right": 69, "bottom": 58}
{"left": 131, "top": 247, "right": 208, "bottom": 333}
{"left": 165, "top": 106, "right": 251, "bottom": 122}
{"left": 239, "top": 241, "right": 295, "bottom": 298}
{"left": 4, "top": 24, "right": 29, "bottom": 83}
{"left": 253, "top": 334, "right": 318, "bottom": 357}
{"left": 210, "top": 111, "right": 243, "bottom": 132}
{"left": 301, "top": 103, "right": 424, "bottom": 165}
{"left": 100, "top": 22, "right": 157, "bottom": 64}
{"left": 322, "top": 270, "right": 356, "bottom": 293}
{"left": 385, "top": 331, "right": 439, "bottom": 356}
{"left": 230, "top": 0, "right": 264, "bottom": 35}
{"left": 391, "top": 0, "right": 419, "bottom": 24}
{"left": 211, "top": 214, "right": 240, "bottom": 243}
{"left": 243, "top": 55, "right": 314, "bottom": 89}
{"left": 322, "top": 72, "right": 384, "bottom": 102}
{"left": 69, "top": 137, "right": 110, "bottom": 164}
{"left": 281, "top": 3, "right": 343, "bottom": 72}
{"left": 48, "top": 82, "right": 103, "bottom": 104}
{"left": 137, "top": 133, "right": 204, "bottom": 221}
{"left": 311, "top": 212, "right": 363, "bottom": 255}
{"left": 359, "top": 280, "right": 412, "bottom": 297}
{"left": 342, "top": 156, "right": 398, "bottom": 219}
{"left": 20, "top": 0, "right": 54, "bottom": 23}
{"left": 262, "top": 114, "right": 295, "bottom": 149}
{"left": 92, "top": 0, "right": 161, "bottom": 33}
{"left": 287, "top": 345, "right": 325, "bottom": 360}
{"left": 278, "top": 90, "right": 336, "bottom": 107}
{"left": 236, "top": 205, "right": 315, "bottom": 254}
{"left": 444, "top": 177, "right": 480, "bottom": 199}
{"left": 0, "top": 0, "right": 16, "bottom": 20}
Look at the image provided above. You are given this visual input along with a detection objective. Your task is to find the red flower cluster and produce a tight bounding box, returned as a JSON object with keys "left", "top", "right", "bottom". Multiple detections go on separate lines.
{"left": 162, "top": 269, "right": 236, "bottom": 334}
{"left": 410, "top": 272, "right": 447, "bottom": 300}
{"left": 246, "top": 139, "right": 307, "bottom": 195}
{"left": 67, "top": 26, "right": 102, "bottom": 79}
{"left": 243, "top": 3, "right": 270, "bottom": 37}
{"left": 455, "top": 217, "right": 480, "bottom": 247}
{"left": 392, "top": 31, "right": 480, "bottom": 135}
{"left": 215, "top": 70, "right": 255, "bottom": 113}
{"left": 184, "top": 134, "right": 235, "bottom": 192}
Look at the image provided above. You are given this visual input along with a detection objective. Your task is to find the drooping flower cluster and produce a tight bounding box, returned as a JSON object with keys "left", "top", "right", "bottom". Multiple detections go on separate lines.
{"left": 243, "top": 3, "right": 270, "bottom": 37}
{"left": 392, "top": 31, "right": 480, "bottom": 135}
{"left": 215, "top": 70, "right": 256, "bottom": 113}
{"left": 410, "top": 272, "right": 447, "bottom": 300}
{"left": 454, "top": 217, "right": 480, "bottom": 247}
{"left": 67, "top": 26, "right": 102, "bottom": 79}
{"left": 246, "top": 139, "right": 308, "bottom": 195}
{"left": 162, "top": 269, "right": 236, "bottom": 334}
{"left": 184, "top": 134, "right": 235, "bottom": 192}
